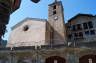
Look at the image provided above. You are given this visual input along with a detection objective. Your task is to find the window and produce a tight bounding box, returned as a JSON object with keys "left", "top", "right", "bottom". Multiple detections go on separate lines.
{"left": 72, "top": 24, "right": 82, "bottom": 31}
{"left": 79, "top": 32, "right": 83, "bottom": 38}
{"left": 23, "top": 25, "right": 29, "bottom": 31}
{"left": 68, "top": 34, "right": 72, "bottom": 39}
{"left": 74, "top": 33, "right": 78, "bottom": 37}
{"left": 67, "top": 26, "right": 71, "bottom": 30}
{"left": 85, "top": 30, "right": 95, "bottom": 35}
{"left": 53, "top": 5, "right": 56, "bottom": 9}
{"left": 85, "top": 31, "right": 90, "bottom": 35}
{"left": 83, "top": 21, "right": 93, "bottom": 29}
{"left": 67, "top": 26, "right": 71, "bottom": 28}
{"left": 77, "top": 24, "right": 82, "bottom": 30}
{"left": 88, "top": 21, "right": 93, "bottom": 29}
{"left": 53, "top": 11, "right": 56, "bottom": 15}
{"left": 90, "top": 30, "right": 95, "bottom": 35}
{"left": 74, "top": 32, "right": 83, "bottom": 40}
{"left": 83, "top": 23, "right": 88, "bottom": 29}
{"left": 72, "top": 25, "right": 76, "bottom": 31}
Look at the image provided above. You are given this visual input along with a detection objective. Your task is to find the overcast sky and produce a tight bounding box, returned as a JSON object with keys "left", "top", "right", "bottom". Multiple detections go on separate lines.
{"left": 4, "top": 0, "right": 96, "bottom": 40}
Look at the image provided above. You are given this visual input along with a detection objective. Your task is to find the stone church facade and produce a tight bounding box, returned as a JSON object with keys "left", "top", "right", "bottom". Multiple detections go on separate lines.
{"left": 0, "top": 1, "right": 96, "bottom": 63}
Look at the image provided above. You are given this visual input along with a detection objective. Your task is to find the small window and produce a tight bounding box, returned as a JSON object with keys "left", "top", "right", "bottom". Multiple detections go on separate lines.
{"left": 68, "top": 34, "right": 72, "bottom": 39}
{"left": 72, "top": 25, "right": 76, "bottom": 31}
{"left": 53, "top": 5, "right": 56, "bottom": 9}
{"left": 79, "top": 32, "right": 83, "bottom": 37}
{"left": 23, "top": 25, "right": 29, "bottom": 31}
{"left": 85, "top": 31, "right": 90, "bottom": 35}
{"left": 74, "top": 33, "right": 78, "bottom": 40}
{"left": 88, "top": 21, "right": 93, "bottom": 29}
{"left": 77, "top": 24, "right": 82, "bottom": 30}
{"left": 74, "top": 33, "right": 78, "bottom": 37}
{"left": 90, "top": 30, "right": 95, "bottom": 35}
{"left": 83, "top": 23, "right": 88, "bottom": 29}
{"left": 53, "top": 11, "right": 56, "bottom": 15}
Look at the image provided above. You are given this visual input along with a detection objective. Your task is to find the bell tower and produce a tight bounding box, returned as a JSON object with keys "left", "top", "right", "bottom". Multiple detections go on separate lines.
{"left": 47, "top": 1, "right": 67, "bottom": 45}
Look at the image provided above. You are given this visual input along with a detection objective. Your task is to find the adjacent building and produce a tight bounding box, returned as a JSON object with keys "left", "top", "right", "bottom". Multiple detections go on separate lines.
{"left": 66, "top": 14, "right": 96, "bottom": 43}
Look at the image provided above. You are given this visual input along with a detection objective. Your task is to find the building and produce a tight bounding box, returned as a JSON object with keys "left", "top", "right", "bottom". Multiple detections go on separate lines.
{"left": 66, "top": 14, "right": 96, "bottom": 43}
{"left": 7, "top": 1, "right": 67, "bottom": 47}
{"left": 0, "top": 1, "right": 96, "bottom": 63}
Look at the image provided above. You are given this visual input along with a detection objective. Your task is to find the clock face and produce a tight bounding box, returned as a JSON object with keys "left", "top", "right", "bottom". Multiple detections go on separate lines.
{"left": 54, "top": 16, "right": 58, "bottom": 20}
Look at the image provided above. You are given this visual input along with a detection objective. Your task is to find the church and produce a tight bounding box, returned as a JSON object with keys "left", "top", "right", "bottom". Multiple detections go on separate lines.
{"left": 0, "top": 1, "right": 96, "bottom": 63}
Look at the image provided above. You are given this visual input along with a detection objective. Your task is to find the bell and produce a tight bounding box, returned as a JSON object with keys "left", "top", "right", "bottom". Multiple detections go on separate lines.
{"left": 31, "top": 0, "right": 40, "bottom": 3}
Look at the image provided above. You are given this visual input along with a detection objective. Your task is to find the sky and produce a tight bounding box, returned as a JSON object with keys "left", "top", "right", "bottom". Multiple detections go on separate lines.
{"left": 4, "top": 0, "right": 96, "bottom": 40}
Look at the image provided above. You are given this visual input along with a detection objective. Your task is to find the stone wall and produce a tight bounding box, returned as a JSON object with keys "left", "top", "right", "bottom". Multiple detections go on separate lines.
{"left": 0, "top": 45, "right": 96, "bottom": 63}
{"left": 7, "top": 18, "right": 47, "bottom": 47}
